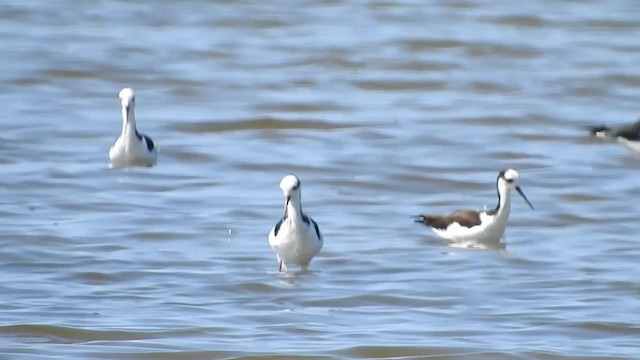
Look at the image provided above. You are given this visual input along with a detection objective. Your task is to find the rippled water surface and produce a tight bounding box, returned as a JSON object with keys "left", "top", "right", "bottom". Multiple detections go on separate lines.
{"left": 2, "top": 0, "right": 640, "bottom": 359}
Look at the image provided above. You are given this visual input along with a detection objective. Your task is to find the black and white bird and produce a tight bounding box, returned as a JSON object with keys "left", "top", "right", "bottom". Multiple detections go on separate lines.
{"left": 268, "top": 174, "right": 323, "bottom": 272}
{"left": 415, "top": 169, "right": 534, "bottom": 243}
{"left": 588, "top": 117, "right": 640, "bottom": 140}
{"left": 109, "top": 88, "right": 157, "bottom": 168}
{"left": 588, "top": 117, "right": 640, "bottom": 153}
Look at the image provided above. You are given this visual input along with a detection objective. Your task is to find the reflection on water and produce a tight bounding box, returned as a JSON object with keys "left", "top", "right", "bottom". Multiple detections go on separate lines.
{"left": 445, "top": 238, "right": 507, "bottom": 251}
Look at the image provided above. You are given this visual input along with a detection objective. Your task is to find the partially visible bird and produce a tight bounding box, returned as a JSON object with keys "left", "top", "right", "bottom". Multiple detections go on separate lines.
{"left": 268, "top": 174, "right": 323, "bottom": 272}
{"left": 109, "top": 88, "right": 158, "bottom": 168}
{"left": 588, "top": 117, "right": 640, "bottom": 141}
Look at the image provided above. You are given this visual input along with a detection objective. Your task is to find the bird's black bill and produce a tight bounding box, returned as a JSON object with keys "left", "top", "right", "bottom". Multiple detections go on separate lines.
{"left": 516, "top": 186, "right": 534, "bottom": 210}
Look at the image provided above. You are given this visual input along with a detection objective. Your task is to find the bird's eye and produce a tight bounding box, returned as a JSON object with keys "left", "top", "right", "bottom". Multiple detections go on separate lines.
{"left": 506, "top": 178, "right": 514, "bottom": 183}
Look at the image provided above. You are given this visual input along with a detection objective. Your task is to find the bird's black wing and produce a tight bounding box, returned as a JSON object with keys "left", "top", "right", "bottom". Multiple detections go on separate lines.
{"left": 301, "top": 213, "right": 322, "bottom": 241}
{"left": 273, "top": 218, "right": 284, "bottom": 237}
{"left": 142, "top": 135, "right": 155, "bottom": 151}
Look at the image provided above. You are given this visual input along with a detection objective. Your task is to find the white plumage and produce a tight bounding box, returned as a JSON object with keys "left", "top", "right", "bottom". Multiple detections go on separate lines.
{"left": 617, "top": 137, "right": 640, "bottom": 154}
{"left": 109, "top": 88, "right": 157, "bottom": 168}
{"left": 430, "top": 207, "right": 510, "bottom": 243}
{"left": 268, "top": 174, "right": 323, "bottom": 272}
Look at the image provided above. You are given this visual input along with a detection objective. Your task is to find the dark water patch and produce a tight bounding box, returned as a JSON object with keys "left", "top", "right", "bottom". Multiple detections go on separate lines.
{"left": 558, "top": 192, "right": 606, "bottom": 202}
{"left": 553, "top": 213, "right": 598, "bottom": 224}
{"left": 109, "top": 352, "right": 331, "bottom": 360}
{"left": 600, "top": 74, "right": 640, "bottom": 87}
{"left": 0, "top": 324, "right": 201, "bottom": 343}
{"left": 567, "top": 84, "right": 610, "bottom": 98}
{"left": 250, "top": 18, "right": 291, "bottom": 29}
{"left": 42, "top": 69, "right": 97, "bottom": 79}
{"left": 11, "top": 76, "right": 53, "bottom": 86}
{"left": 391, "top": 173, "right": 486, "bottom": 191}
{"left": 574, "top": 135, "right": 614, "bottom": 145}
{"left": 67, "top": 269, "right": 143, "bottom": 284}
{"left": 464, "top": 43, "right": 541, "bottom": 59}
{"left": 468, "top": 80, "right": 515, "bottom": 93}
{"left": 458, "top": 115, "right": 520, "bottom": 126}
{"left": 353, "top": 79, "right": 447, "bottom": 91}
{"left": 609, "top": 44, "right": 640, "bottom": 53}
{"left": 322, "top": 177, "right": 393, "bottom": 192}
{"left": 336, "top": 345, "right": 504, "bottom": 359}
{"left": 567, "top": 321, "right": 640, "bottom": 335}
{"left": 513, "top": 133, "right": 576, "bottom": 142}
{"left": 367, "top": 0, "right": 413, "bottom": 10}
{"left": 169, "top": 148, "right": 216, "bottom": 163}
{"left": 486, "top": 151, "right": 533, "bottom": 160}
{"left": 489, "top": 14, "right": 547, "bottom": 27}
{"left": 75, "top": 271, "right": 120, "bottom": 283}
{"left": 160, "top": 77, "right": 208, "bottom": 88}
{"left": 442, "top": 0, "right": 479, "bottom": 9}
{"left": 232, "top": 161, "right": 328, "bottom": 174}
{"left": 387, "top": 60, "right": 460, "bottom": 72}
{"left": 610, "top": 279, "right": 640, "bottom": 291}
{"left": 523, "top": 353, "right": 629, "bottom": 360}
{"left": 129, "top": 231, "right": 193, "bottom": 241}
{"left": 580, "top": 19, "right": 640, "bottom": 30}
{"left": 254, "top": 101, "right": 352, "bottom": 113}
{"left": 400, "top": 38, "right": 466, "bottom": 51}
{"left": 171, "top": 117, "right": 357, "bottom": 133}
{"left": 301, "top": 294, "right": 429, "bottom": 307}
{"left": 305, "top": 54, "right": 365, "bottom": 69}
{"left": 56, "top": 129, "right": 106, "bottom": 139}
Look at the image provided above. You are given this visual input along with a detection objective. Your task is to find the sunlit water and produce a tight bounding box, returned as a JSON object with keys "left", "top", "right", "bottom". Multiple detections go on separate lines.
{"left": 2, "top": 0, "right": 640, "bottom": 359}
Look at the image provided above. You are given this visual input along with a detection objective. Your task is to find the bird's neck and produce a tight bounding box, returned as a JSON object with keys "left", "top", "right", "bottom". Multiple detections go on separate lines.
{"left": 492, "top": 185, "right": 512, "bottom": 221}
{"left": 121, "top": 106, "right": 138, "bottom": 137}
{"left": 285, "top": 196, "right": 304, "bottom": 223}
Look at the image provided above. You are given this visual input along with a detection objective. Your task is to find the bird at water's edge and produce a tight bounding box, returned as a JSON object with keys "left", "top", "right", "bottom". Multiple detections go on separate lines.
{"left": 109, "top": 88, "right": 157, "bottom": 168}
{"left": 415, "top": 169, "right": 534, "bottom": 243}
{"left": 268, "top": 174, "right": 323, "bottom": 272}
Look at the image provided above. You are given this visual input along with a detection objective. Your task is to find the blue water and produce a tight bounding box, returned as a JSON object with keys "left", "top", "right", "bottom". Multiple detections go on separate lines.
{"left": 1, "top": 1, "right": 640, "bottom": 359}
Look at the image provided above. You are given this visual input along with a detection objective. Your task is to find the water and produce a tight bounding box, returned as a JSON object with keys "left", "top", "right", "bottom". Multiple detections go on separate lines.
{"left": 1, "top": 0, "right": 640, "bottom": 358}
